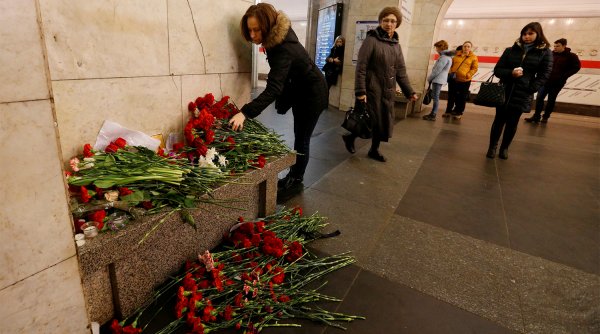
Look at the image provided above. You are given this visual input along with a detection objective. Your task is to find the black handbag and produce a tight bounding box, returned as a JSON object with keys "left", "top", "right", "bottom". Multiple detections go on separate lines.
{"left": 474, "top": 74, "right": 505, "bottom": 107}
{"left": 342, "top": 99, "right": 372, "bottom": 139}
{"left": 422, "top": 83, "right": 432, "bottom": 105}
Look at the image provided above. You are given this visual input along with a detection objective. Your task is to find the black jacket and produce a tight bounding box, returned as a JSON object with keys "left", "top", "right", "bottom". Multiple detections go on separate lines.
{"left": 547, "top": 47, "right": 581, "bottom": 87}
{"left": 241, "top": 12, "right": 328, "bottom": 117}
{"left": 494, "top": 41, "right": 553, "bottom": 113}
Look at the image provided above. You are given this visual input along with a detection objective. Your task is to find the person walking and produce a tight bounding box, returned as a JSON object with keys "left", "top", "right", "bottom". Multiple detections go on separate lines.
{"left": 322, "top": 36, "right": 345, "bottom": 89}
{"left": 342, "top": 6, "right": 417, "bottom": 162}
{"left": 525, "top": 38, "right": 581, "bottom": 124}
{"left": 443, "top": 41, "right": 478, "bottom": 120}
{"left": 486, "top": 22, "right": 552, "bottom": 160}
{"left": 229, "top": 3, "right": 328, "bottom": 197}
{"left": 422, "top": 40, "right": 453, "bottom": 121}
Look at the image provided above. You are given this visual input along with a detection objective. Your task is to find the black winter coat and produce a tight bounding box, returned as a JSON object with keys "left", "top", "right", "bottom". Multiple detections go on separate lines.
{"left": 547, "top": 47, "right": 581, "bottom": 87}
{"left": 494, "top": 42, "right": 553, "bottom": 113}
{"left": 241, "top": 12, "right": 328, "bottom": 118}
{"left": 355, "top": 27, "right": 415, "bottom": 141}
{"left": 322, "top": 45, "right": 345, "bottom": 86}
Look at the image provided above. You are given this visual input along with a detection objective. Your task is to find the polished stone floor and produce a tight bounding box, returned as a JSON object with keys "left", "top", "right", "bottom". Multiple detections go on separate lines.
{"left": 254, "top": 100, "right": 600, "bottom": 334}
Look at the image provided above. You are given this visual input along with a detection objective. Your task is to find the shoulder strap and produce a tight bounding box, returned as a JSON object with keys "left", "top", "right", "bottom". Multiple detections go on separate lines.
{"left": 453, "top": 56, "right": 468, "bottom": 73}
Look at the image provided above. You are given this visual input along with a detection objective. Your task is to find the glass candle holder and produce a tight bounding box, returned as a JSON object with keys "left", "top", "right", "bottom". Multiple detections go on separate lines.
{"left": 82, "top": 222, "right": 99, "bottom": 238}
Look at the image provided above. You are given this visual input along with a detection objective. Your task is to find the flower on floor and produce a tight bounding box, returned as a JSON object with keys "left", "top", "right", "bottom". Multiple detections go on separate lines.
{"left": 108, "top": 207, "right": 365, "bottom": 333}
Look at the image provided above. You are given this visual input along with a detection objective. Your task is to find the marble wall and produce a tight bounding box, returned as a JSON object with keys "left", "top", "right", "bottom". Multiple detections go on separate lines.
{"left": 0, "top": 0, "right": 253, "bottom": 332}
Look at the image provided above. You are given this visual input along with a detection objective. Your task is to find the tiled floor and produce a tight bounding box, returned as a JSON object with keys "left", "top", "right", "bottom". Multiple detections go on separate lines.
{"left": 262, "top": 100, "right": 600, "bottom": 334}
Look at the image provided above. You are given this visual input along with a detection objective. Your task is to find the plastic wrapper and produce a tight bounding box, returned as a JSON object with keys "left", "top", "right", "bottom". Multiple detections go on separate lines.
{"left": 94, "top": 120, "right": 160, "bottom": 152}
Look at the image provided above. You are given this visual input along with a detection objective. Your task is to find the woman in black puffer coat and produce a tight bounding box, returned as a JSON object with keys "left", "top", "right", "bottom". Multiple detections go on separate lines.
{"left": 487, "top": 22, "right": 552, "bottom": 160}
{"left": 230, "top": 3, "right": 328, "bottom": 197}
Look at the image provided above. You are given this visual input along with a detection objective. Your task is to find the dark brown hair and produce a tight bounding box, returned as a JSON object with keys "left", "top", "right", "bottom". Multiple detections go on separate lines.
{"left": 434, "top": 40, "right": 449, "bottom": 50}
{"left": 555, "top": 38, "right": 567, "bottom": 46}
{"left": 240, "top": 3, "right": 278, "bottom": 42}
{"left": 378, "top": 7, "right": 402, "bottom": 28}
{"left": 519, "top": 22, "right": 550, "bottom": 47}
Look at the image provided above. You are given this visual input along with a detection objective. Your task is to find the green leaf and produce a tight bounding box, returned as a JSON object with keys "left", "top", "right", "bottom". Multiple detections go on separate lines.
{"left": 180, "top": 209, "right": 196, "bottom": 230}
{"left": 183, "top": 197, "right": 196, "bottom": 208}
{"left": 121, "top": 190, "right": 144, "bottom": 204}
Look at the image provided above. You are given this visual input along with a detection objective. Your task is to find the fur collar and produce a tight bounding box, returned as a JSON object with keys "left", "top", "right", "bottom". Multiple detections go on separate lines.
{"left": 367, "top": 26, "right": 399, "bottom": 43}
{"left": 262, "top": 11, "right": 291, "bottom": 50}
{"left": 515, "top": 39, "right": 549, "bottom": 50}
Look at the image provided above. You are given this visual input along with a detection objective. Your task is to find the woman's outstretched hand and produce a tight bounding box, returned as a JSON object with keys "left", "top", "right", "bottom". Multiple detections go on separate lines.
{"left": 229, "top": 112, "right": 246, "bottom": 131}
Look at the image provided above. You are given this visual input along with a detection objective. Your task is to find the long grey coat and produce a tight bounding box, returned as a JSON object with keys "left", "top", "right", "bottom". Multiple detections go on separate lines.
{"left": 355, "top": 27, "right": 415, "bottom": 141}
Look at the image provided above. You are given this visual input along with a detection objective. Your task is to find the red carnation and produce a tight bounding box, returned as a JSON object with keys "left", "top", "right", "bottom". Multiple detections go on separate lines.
{"left": 80, "top": 186, "right": 91, "bottom": 203}
{"left": 292, "top": 206, "right": 303, "bottom": 216}
{"left": 141, "top": 201, "right": 153, "bottom": 209}
{"left": 223, "top": 305, "right": 234, "bottom": 320}
{"left": 88, "top": 210, "right": 106, "bottom": 224}
{"left": 110, "top": 319, "right": 122, "bottom": 334}
{"left": 119, "top": 187, "right": 133, "bottom": 197}
{"left": 271, "top": 267, "right": 285, "bottom": 284}
{"left": 83, "top": 143, "right": 94, "bottom": 158}
{"left": 286, "top": 241, "right": 303, "bottom": 262}
{"left": 278, "top": 295, "right": 291, "bottom": 303}
{"left": 114, "top": 137, "right": 127, "bottom": 148}
{"left": 105, "top": 143, "right": 119, "bottom": 153}
{"left": 173, "top": 142, "right": 184, "bottom": 152}
{"left": 122, "top": 326, "right": 142, "bottom": 334}
{"left": 188, "top": 101, "right": 197, "bottom": 112}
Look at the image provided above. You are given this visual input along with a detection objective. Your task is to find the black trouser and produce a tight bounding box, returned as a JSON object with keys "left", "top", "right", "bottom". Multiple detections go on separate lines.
{"left": 289, "top": 108, "right": 323, "bottom": 179}
{"left": 445, "top": 80, "right": 471, "bottom": 115}
{"left": 534, "top": 84, "right": 563, "bottom": 119}
{"left": 489, "top": 107, "right": 523, "bottom": 149}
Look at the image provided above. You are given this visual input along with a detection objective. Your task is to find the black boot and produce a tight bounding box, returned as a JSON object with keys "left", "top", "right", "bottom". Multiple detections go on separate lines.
{"left": 367, "top": 149, "right": 386, "bottom": 162}
{"left": 486, "top": 145, "right": 497, "bottom": 159}
{"left": 277, "top": 174, "right": 304, "bottom": 200}
{"left": 524, "top": 115, "right": 540, "bottom": 123}
{"left": 342, "top": 134, "right": 356, "bottom": 154}
{"left": 498, "top": 147, "right": 508, "bottom": 160}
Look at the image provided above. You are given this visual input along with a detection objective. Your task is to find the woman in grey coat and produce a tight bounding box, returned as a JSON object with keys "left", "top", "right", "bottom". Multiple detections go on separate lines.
{"left": 342, "top": 7, "right": 417, "bottom": 162}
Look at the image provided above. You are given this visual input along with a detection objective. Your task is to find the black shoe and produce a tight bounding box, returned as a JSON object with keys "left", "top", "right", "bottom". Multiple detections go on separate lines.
{"left": 367, "top": 150, "right": 386, "bottom": 162}
{"left": 277, "top": 175, "right": 303, "bottom": 200}
{"left": 486, "top": 145, "right": 497, "bottom": 159}
{"left": 442, "top": 112, "right": 452, "bottom": 118}
{"left": 540, "top": 118, "right": 548, "bottom": 124}
{"left": 342, "top": 134, "right": 356, "bottom": 154}
{"left": 422, "top": 114, "right": 436, "bottom": 121}
{"left": 524, "top": 116, "right": 540, "bottom": 123}
{"left": 498, "top": 148, "right": 508, "bottom": 160}
{"left": 278, "top": 174, "right": 303, "bottom": 189}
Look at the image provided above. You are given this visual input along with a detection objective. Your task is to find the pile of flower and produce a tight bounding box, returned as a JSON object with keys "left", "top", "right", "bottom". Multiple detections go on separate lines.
{"left": 109, "top": 207, "right": 364, "bottom": 333}
{"left": 66, "top": 93, "right": 291, "bottom": 237}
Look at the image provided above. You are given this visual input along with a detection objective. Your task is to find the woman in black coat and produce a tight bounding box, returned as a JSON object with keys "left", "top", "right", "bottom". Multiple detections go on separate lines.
{"left": 230, "top": 3, "right": 328, "bottom": 196}
{"left": 344, "top": 7, "right": 417, "bottom": 162}
{"left": 322, "top": 36, "right": 345, "bottom": 89}
{"left": 487, "top": 22, "right": 552, "bottom": 160}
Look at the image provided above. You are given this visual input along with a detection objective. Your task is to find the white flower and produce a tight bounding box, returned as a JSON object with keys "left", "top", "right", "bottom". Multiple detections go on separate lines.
{"left": 218, "top": 155, "right": 228, "bottom": 166}
{"left": 80, "top": 162, "right": 94, "bottom": 170}
{"left": 83, "top": 157, "right": 95, "bottom": 162}
{"left": 205, "top": 147, "right": 217, "bottom": 161}
{"left": 198, "top": 156, "right": 217, "bottom": 169}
